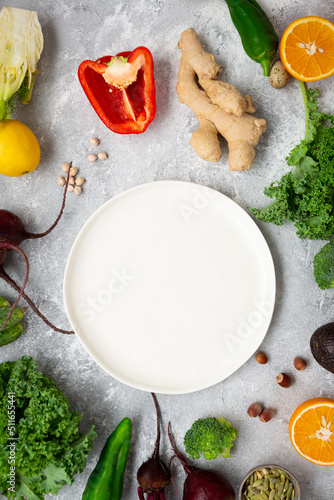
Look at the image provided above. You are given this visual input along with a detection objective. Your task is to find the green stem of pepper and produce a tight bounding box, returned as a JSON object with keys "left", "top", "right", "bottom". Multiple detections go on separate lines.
{"left": 82, "top": 417, "right": 132, "bottom": 500}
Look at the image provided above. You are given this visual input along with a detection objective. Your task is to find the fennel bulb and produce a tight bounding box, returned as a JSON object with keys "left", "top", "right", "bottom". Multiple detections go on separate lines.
{"left": 0, "top": 6, "right": 43, "bottom": 121}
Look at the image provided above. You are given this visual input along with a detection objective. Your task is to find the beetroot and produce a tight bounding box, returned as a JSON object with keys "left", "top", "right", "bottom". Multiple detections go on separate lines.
{"left": 137, "top": 393, "right": 170, "bottom": 499}
{"left": 168, "top": 424, "right": 235, "bottom": 500}
{"left": 0, "top": 168, "right": 73, "bottom": 334}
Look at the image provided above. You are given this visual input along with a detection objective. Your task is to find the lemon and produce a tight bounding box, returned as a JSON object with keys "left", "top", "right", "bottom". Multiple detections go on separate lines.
{"left": 0, "top": 119, "right": 41, "bottom": 177}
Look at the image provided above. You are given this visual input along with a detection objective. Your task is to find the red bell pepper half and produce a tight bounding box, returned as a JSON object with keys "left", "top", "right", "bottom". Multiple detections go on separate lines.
{"left": 78, "top": 46, "right": 156, "bottom": 134}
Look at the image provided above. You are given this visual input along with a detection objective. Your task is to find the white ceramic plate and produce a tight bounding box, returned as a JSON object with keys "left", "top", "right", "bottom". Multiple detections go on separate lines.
{"left": 64, "top": 181, "right": 275, "bottom": 394}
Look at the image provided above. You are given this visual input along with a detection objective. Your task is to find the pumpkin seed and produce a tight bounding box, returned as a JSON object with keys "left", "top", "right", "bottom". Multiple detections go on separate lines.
{"left": 263, "top": 478, "right": 269, "bottom": 491}
{"left": 253, "top": 479, "right": 264, "bottom": 487}
{"left": 243, "top": 467, "right": 296, "bottom": 500}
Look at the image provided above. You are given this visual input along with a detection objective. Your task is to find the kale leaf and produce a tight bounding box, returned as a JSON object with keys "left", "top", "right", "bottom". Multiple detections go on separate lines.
{"left": 252, "top": 83, "right": 334, "bottom": 240}
{"left": 0, "top": 356, "right": 96, "bottom": 499}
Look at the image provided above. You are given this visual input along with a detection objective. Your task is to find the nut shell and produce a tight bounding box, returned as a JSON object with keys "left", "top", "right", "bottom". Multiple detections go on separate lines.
{"left": 259, "top": 408, "right": 275, "bottom": 422}
{"left": 276, "top": 373, "right": 292, "bottom": 388}
{"left": 247, "top": 402, "right": 262, "bottom": 418}
{"left": 294, "top": 356, "right": 307, "bottom": 371}
{"left": 255, "top": 351, "right": 268, "bottom": 364}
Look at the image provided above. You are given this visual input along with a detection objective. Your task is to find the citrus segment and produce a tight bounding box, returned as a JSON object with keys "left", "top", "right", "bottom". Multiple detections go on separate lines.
{"left": 289, "top": 397, "right": 334, "bottom": 466}
{"left": 0, "top": 119, "right": 40, "bottom": 177}
{"left": 280, "top": 16, "right": 334, "bottom": 82}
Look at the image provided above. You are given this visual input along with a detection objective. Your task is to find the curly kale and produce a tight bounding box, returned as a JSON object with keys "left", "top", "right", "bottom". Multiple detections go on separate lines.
{"left": 252, "top": 83, "right": 334, "bottom": 240}
{"left": 0, "top": 356, "right": 96, "bottom": 499}
{"left": 183, "top": 417, "right": 238, "bottom": 460}
{"left": 314, "top": 239, "right": 334, "bottom": 290}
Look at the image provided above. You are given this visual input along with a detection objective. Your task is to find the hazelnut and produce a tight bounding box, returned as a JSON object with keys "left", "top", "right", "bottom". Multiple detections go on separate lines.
{"left": 276, "top": 373, "right": 292, "bottom": 388}
{"left": 294, "top": 356, "right": 307, "bottom": 371}
{"left": 259, "top": 408, "right": 275, "bottom": 423}
{"left": 98, "top": 152, "right": 107, "bottom": 160}
{"left": 255, "top": 351, "right": 268, "bottom": 364}
{"left": 247, "top": 402, "right": 262, "bottom": 418}
{"left": 88, "top": 154, "right": 97, "bottom": 162}
{"left": 57, "top": 176, "right": 65, "bottom": 187}
{"left": 90, "top": 137, "right": 99, "bottom": 146}
{"left": 62, "top": 162, "right": 71, "bottom": 173}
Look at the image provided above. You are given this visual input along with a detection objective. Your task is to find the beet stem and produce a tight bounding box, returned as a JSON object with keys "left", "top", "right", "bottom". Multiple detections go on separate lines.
{"left": 25, "top": 166, "right": 71, "bottom": 239}
{"left": 169, "top": 464, "right": 181, "bottom": 500}
{"left": 168, "top": 422, "right": 193, "bottom": 475}
{"left": 0, "top": 241, "right": 29, "bottom": 330}
{"left": 0, "top": 266, "right": 74, "bottom": 334}
{"left": 151, "top": 392, "right": 161, "bottom": 459}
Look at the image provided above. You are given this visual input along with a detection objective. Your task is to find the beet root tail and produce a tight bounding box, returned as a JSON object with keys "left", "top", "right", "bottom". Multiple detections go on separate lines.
{"left": 0, "top": 241, "right": 29, "bottom": 330}
{"left": 25, "top": 166, "right": 72, "bottom": 239}
{"left": 0, "top": 266, "right": 74, "bottom": 334}
{"left": 137, "top": 488, "right": 166, "bottom": 500}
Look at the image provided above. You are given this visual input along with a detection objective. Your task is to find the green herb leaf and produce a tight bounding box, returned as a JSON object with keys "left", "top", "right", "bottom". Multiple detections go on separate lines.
{"left": 252, "top": 82, "right": 334, "bottom": 240}
{"left": 0, "top": 356, "right": 96, "bottom": 499}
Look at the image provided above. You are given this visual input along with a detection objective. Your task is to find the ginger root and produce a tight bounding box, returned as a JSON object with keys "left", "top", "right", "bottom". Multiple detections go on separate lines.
{"left": 177, "top": 28, "right": 266, "bottom": 171}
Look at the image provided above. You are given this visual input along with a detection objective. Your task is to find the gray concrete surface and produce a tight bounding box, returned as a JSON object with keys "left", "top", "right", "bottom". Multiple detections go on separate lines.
{"left": 0, "top": 0, "right": 334, "bottom": 498}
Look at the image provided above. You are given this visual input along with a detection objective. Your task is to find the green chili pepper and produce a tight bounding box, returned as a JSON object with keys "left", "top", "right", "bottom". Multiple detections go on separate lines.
{"left": 224, "top": 0, "right": 279, "bottom": 76}
{"left": 82, "top": 417, "right": 132, "bottom": 500}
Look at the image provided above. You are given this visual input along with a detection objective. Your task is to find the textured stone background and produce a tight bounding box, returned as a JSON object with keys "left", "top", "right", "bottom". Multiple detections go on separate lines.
{"left": 1, "top": 0, "right": 334, "bottom": 498}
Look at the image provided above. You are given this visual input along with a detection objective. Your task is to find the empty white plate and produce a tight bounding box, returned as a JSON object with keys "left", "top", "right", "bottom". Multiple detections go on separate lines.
{"left": 63, "top": 181, "right": 275, "bottom": 394}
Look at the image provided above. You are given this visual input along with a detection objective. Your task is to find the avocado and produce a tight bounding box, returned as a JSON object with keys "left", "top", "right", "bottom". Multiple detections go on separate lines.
{"left": 310, "top": 322, "right": 334, "bottom": 374}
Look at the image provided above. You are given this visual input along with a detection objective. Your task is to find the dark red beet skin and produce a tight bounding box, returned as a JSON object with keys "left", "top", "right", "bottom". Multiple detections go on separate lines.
{"left": 137, "top": 393, "right": 170, "bottom": 500}
{"left": 168, "top": 423, "right": 235, "bottom": 500}
{"left": 0, "top": 168, "right": 74, "bottom": 333}
{"left": 183, "top": 469, "right": 235, "bottom": 500}
{"left": 0, "top": 210, "right": 28, "bottom": 247}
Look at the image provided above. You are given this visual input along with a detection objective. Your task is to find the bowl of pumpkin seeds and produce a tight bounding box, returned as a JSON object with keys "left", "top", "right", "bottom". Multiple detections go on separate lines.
{"left": 239, "top": 464, "right": 300, "bottom": 500}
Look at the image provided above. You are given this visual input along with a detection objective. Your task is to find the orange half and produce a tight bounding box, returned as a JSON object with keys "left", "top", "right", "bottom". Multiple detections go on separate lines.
{"left": 280, "top": 16, "right": 334, "bottom": 81}
{"left": 289, "top": 397, "right": 334, "bottom": 466}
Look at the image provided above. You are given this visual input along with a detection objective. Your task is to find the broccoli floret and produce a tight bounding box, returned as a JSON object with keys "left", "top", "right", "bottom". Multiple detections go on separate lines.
{"left": 183, "top": 417, "right": 238, "bottom": 460}
{"left": 314, "top": 240, "right": 334, "bottom": 290}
